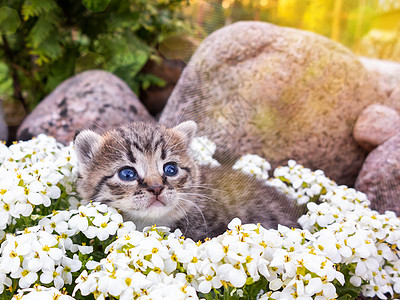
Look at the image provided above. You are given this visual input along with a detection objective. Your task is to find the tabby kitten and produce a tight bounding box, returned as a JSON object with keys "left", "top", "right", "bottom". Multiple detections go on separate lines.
{"left": 74, "top": 121, "right": 299, "bottom": 241}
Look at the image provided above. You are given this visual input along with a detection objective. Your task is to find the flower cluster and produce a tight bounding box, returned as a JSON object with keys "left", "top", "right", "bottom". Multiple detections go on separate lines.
{"left": 0, "top": 226, "right": 80, "bottom": 294}
{"left": 233, "top": 154, "right": 271, "bottom": 180}
{"left": 12, "top": 285, "right": 75, "bottom": 300}
{"left": 0, "top": 134, "right": 78, "bottom": 236}
{"left": 189, "top": 137, "right": 220, "bottom": 167}
{"left": 0, "top": 201, "right": 131, "bottom": 296}
{"left": 74, "top": 218, "right": 346, "bottom": 300}
{"left": 272, "top": 160, "right": 400, "bottom": 299}
{"left": 299, "top": 186, "right": 400, "bottom": 299}
{"left": 1, "top": 135, "right": 400, "bottom": 300}
{"left": 74, "top": 228, "right": 199, "bottom": 299}
{"left": 268, "top": 159, "right": 337, "bottom": 205}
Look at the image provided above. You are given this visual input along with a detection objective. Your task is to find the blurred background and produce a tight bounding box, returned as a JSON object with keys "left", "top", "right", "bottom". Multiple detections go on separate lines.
{"left": 0, "top": 0, "right": 399, "bottom": 139}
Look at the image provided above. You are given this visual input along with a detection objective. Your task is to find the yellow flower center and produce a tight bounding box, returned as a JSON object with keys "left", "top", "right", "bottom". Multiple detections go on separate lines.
{"left": 125, "top": 278, "right": 132, "bottom": 286}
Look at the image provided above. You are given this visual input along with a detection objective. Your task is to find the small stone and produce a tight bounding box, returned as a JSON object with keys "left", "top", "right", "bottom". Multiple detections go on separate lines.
{"left": 359, "top": 56, "right": 400, "bottom": 96}
{"left": 355, "top": 133, "right": 400, "bottom": 215}
{"left": 353, "top": 104, "right": 400, "bottom": 152}
{"left": 17, "top": 70, "right": 154, "bottom": 145}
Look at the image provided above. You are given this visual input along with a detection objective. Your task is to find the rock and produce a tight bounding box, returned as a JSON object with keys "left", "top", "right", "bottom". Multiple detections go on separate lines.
{"left": 17, "top": 70, "right": 154, "bottom": 145}
{"left": 359, "top": 56, "right": 400, "bottom": 96}
{"left": 353, "top": 104, "right": 400, "bottom": 152}
{"left": 139, "top": 58, "right": 186, "bottom": 116}
{"left": 390, "top": 83, "right": 400, "bottom": 103}
{"left": 160, "top": 21, "right": 392, "bottom": 186}
{"left": 0, "top": 102, "right": 8, "bottom": 142}
{"left": 355, "top": 133, "right": 400, "bottom": 215}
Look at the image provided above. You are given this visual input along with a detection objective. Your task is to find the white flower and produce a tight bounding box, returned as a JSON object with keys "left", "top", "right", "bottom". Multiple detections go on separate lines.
{"left": 0, "top": 271, "right": 12, "bottom": 294}
{"left": 92, "top": 213, "right": 119, "bottom": 241}
{"left": 11, "top": 267, "right": 38, "bottom": 289}
{"left": 189, "top": 137, "right": 220, "bottom": 167}
{"left": 68, "top": 207, "right": 89, "bottom": 232}
{"left": 61, "top": 255, "right": 82, "bottom": 284}
{"left": 233, "top": 154, "right": 271, "bottom": 180}
{"left": 73, "top": 270, "right": 98, "bottom": 296}
{"left": 13, "top": 285, "right": 76, "bottom": 300}
{"left": 40, "top": 266, "right": 64, "bottom": 289}
{"left": 1, "top": 234, "right": 32, "bottom": 273}
{"left": 217, "top": 263, "right": 247, "bottom": 287}
{"left": 147, "top": 275, "right": 198, "bottom": 299}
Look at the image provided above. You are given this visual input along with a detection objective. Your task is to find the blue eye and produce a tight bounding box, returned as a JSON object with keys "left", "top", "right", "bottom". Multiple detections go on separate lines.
{"left": 118, "top": 167, "right": 138, "bottom": 181}
{"left": 163, "top": 162, "right": 178, "bottom": 176}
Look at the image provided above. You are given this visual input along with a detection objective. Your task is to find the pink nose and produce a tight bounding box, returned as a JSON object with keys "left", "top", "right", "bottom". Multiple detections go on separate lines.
{"left": 147, "top": 185, "right": 164, "bottom": 196}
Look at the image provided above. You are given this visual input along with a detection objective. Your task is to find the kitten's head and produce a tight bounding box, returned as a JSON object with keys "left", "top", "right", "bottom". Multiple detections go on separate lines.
{"left": 74, "top": 121, "right": 200, "bottom": 229}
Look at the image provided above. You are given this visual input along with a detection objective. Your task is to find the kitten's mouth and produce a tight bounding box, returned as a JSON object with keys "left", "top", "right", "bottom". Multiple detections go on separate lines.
{"left": 148, "top": 196, "right": 166, "bottom": 208}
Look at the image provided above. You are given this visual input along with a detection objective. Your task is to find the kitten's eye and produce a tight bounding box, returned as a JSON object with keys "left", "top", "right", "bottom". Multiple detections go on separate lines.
{"left": 118, "top": 167, "right": 138, "bottom": 181}
{"left": 163, "top": 162, "right": 178, "bottom": 177}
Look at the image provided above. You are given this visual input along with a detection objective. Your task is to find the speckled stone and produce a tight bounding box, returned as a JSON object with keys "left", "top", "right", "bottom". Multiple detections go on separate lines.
{"left": 359, "top": 56, "right": 400, "bottom": 96}
{"left": 17, "top": 70, "right": 154, "bottom": 145}
{"left": 355, "top": 133, "right": 400, "bottom": 215}
{"left": 353, "top": 104, "right": 400, "bottom": 152}
{"left": 160, "top": 21, "right": 393, "bottom": 186}
{"left": 390, "top": 83, "right": 400, "bottom": 104}
{"left": 0, "top": 102, "right": 8, "bottom": 142}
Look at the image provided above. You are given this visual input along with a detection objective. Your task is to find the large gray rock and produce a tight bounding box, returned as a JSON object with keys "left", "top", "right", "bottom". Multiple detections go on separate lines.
{"left": 355, "top": 133, "right": 400, "bottom": 215}
{"left": 0, "top": 102, "right": 8, "bottom": 142}
{"left": 390, "top": 83, "right": 400, "bottom": 104}
{"left": 160, "top": 21, "right": 392, "bottom": 186}
{"left": 353, "top": 104, "right": 400, "bottom": 152}
{"left": 17, "top": 70, "right": 154, "bottom": 145}
{"left": 359, "top": 56, "right": 400, "bottom": 96}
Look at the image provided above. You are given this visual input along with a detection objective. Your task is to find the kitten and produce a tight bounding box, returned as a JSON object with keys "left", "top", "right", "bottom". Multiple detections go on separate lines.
{"left": 74, "top": 121, "right": 300, "bottom": 241}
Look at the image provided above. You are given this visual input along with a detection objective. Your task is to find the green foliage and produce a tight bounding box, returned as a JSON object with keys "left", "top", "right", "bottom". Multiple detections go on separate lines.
{"left": 0, "top": 0, "right": 193, "bottom": 111}
{"left": 82, "top": 0, "right": 111, "bottom": 12}
{"left": 0, "top": 6, "right": 20, "bottom": 34}
{"left": 336, "top": 263, "right": 364, "bottom": 299}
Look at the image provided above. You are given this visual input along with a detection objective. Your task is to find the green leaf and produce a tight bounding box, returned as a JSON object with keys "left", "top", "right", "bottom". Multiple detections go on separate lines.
{"left": 75, "top": 51, "right": 107, "bottom": 74}
{"left": 27, "top": 16, "right": 54, "bottom": 48}
{"left": 45, "top": 48, "right": 78, "bottom": 94}
{"left": 0, "top": 6, "right": 21, "bottom": 34}
{"left": 95, "top": 33, "right": 149, "bottom": 77}
{"left": 82, "top": 0, "right": 111, "bottom": 13}
{"left": 138, "top": 73, "right": 166, "bottom": 91}
{"left": 29, "top": 34, "right": 63, "bottom": 66}
{"left": 0, "top": 62, "right": 13, "bottom": 99}
{"left": 21, "top": 0, "right": 57, "bottom": 21}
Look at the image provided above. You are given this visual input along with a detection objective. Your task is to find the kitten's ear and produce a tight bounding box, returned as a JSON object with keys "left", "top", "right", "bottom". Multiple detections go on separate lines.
{"left": 73, "top": 130, "right": 102, "bottom": 165}
{"left": 173, "top": 121, "right": 197, "bottom": 142}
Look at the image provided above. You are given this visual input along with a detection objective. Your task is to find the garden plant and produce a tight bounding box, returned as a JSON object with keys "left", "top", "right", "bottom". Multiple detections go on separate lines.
{"left": 0, "top": 134, "right": 399, "bottom": 299}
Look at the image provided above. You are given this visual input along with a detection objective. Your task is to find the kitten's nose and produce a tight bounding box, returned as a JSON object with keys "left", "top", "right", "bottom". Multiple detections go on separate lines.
{"left": 147, "top": 185, "right": 164, "bottom": 196}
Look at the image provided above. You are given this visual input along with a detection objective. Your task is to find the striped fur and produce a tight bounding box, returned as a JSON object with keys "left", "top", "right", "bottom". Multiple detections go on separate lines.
{"left": 74, "top": 121, "right": 301, "bottom": 241}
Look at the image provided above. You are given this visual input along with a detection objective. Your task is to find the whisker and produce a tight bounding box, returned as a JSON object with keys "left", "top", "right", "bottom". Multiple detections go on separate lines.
{"left": 177, "top": 192, "right": 222, "bottom": 205}
{"left": 182, "top": 185, "right": 226, "bottom": 193}
{"left": 173, "top": 202, "right": 190, "bottom": 237}
{"left": 176, "top": 196, "right": 208, "bottom": 235}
